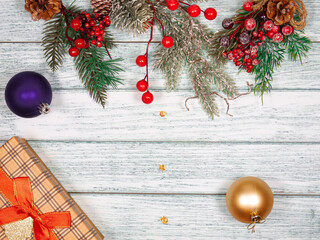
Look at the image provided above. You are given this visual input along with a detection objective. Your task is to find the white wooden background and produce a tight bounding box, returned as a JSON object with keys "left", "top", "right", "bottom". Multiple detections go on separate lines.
{"left": 1, "top": 0, "right": 320, "bottom": 239}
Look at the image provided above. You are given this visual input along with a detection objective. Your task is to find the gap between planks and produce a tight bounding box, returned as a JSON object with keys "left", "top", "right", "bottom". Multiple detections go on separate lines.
{"left": 68, "top": 192, "right": 320, "bottom": 197}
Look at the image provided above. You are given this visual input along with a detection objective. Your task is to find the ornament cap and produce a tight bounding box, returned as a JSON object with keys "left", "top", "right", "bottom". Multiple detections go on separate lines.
{"left": 38, "top": 103, "right": 51, "bottom": 115}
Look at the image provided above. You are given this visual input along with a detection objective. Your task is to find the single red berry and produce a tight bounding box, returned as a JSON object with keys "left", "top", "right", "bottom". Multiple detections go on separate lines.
{"left": 91, "top": 39, "right": 97, "bottom": 45}
{"left": 75, "top": 38, "right": 85, "bottom": 49}
{"left": 105, "top": 20, "right": 111, "bottom": 25}
{"left": 188, "top": 5, "right": 201, "bottom": 17}
{"left": 90, "top": 20, "right": 95, "bottom": 26}
{"left": 244, "top": 18, "right": 256, "bottom": 31}
{"left": 83, "top": 39, "right": 90, "bottom": 49}
{"left": 228, "top": 53, "right": 233, "bottom": 60}
{"left": 204, "top": 8, "right": 217, "bottom": 20}
{"left": 104, "top": 16, "right": 110, "bottom": 21}
{"left": 233, "top": 59, "right": 237, "bottom": 63}
{"left": 239, "top": 52, "right": 245, "bottom": 57}
{"left": 261, "top": 35, "right": 267, "bottom": 41}
{"left": 263, "top": 20, "right": 274, "bottom": 31}
{"left": 248, "top": 65, "right": 253, "bottom": 70}
{"left": 97, "top": 35, "right": 103, "bottom": 41}
{"left": 85, "top": 13, "right": 91, "bottom": 19}
{"left": 142, "top": 91, "right": 154, "bottom": 104}
{"left": 95, "top": 31, "right": 100, "bottom": 36}
{"left": 136, "top": 55, "right": 147, "bottom": 67}
{"left": 80, "top": 27, "right": 84, "bottom": 31}
{"left": 90, "top": 31, "right": 95, "bottom": 36}
{"left": 282, "top": 25, "right": 294, "bottom": 35}
{"left": 236, "top": 61, "right": 241, "bottom": 66}
{"left": 97, "top": 42, "right": 103, "bottom": 48}
{"left": 247, "top": 69, "right": 252, "bottom": 73}
{"left": 70, "top": 19, "right": 81, "bottom": 31}
{"left": 136, "top": 80, "right": 148, "bottom": 92}
{"left": 243, "top": 1, "right": 254, "bottom": 11}
{"left": 99, "top": 23, "right": 104, "bottom": 29}
{"left": 95, "top": 13, "right": 100, "bottom": 19}
{"left": 69, "top": 47, "right": 79, "bottom": 57}
{"left": 247, "top": 58, "right": 252, "bottom": 64}
{"left": 167, "top": 0, "right": 179, "bottom": 11}
{"left": 272, "top": 32, "right": 284, "bottom": 43}
{"left": 252, "top": 59, "right": 259, "bottom": 66}
{"left": 244, "top": 49, "right": 250, "bottom": 55}
{"left": 252, "top": 31, "right": 258, "bottom": 37}
{"left": 162, "top": 36, "right": 174, "bottom": 48}
{"left": 100, "top": 30, "right": 105, "bottom": 35}
{"left": 271, "top": 25, "right": 280, "bottom": 33}
{"left": 267, "top": 31, "right": 275, "bottom": 38}
{"left": 222, "top": 52, "right": 228, "bottom": 58}
{"left": 84, "top": 22, "right": 90, "bottom": 28}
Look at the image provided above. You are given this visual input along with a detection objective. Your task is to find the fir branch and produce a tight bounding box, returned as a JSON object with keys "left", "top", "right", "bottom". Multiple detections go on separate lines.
{"left": 42, "top": 13, "right": 66, "bottom": 72}
{"left": 110, "top": 0, "right": 154, "bottom": 35}
{"left": 74, "top": 47, "right": 123, "bottom": 107}
{"left": 283, "top": 31, "right": 311, "bottom": 64}
{"left": 253, "top": 39, "right": 285, "bottom": 96}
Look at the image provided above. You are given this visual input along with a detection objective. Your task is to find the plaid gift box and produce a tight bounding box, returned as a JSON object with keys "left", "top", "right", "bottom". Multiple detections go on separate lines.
{"left": 0, "top": 137, "right": 104, "bottom": 240}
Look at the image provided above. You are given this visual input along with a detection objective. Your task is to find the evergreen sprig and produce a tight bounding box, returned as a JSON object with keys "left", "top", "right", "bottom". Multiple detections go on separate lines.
{"left": 74, "top": 47, "right": 123, "bottom": 107}
{"left": 252, "top": 39, "right": 285, "bottom": 96}
{"left": 284, "top": 31, "right": 312, "bottom": 64}
{"left": 42, "top": 5, "right": 123, "bottom": 107}
{"left": 111, "top": 0, "right": 238, "bottom": 119}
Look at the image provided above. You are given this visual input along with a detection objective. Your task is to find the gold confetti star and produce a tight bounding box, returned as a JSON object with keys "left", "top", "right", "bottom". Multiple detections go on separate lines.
{"left": 159, "top": 111, "right": 167, "bottom": 117}
{"left": 159, "top": 165, "right": 166, "bottom": 171}
{"left": 160, "top": 216, "right": 168, "bottom": 224}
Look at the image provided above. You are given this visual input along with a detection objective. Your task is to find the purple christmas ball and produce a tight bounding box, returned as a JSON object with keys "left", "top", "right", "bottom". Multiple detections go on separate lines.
{"left": 5, "top": 71, "right": 52, "bottom": 118}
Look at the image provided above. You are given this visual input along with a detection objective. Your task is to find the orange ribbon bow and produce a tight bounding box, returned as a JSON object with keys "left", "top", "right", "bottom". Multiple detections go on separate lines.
{"left": 0, "top": 169, "right": 71, "bottom": 240}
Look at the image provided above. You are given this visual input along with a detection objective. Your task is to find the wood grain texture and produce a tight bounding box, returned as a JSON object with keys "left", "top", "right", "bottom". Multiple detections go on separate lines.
{"left": 1, "top": 0, "right": 320, "bottom": 239}
{"left": 71, "top": 194, "right": 320, "bottom": 240}
{"left": 0, "top": 140, "right": 313, "bottom": 195}
{"left": 0, "top": 42, "right": 318, "bottom": 90}
{"left": 1, "top": 0, "right": 319, "bottom": 42}
{"left": 0, "top": 90, "right": 319, "bottom": 142}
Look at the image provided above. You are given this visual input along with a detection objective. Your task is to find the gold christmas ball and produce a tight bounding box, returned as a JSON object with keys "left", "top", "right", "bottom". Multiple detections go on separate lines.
{"left": 226, "top": 176, "right": 274, "bottom": 223}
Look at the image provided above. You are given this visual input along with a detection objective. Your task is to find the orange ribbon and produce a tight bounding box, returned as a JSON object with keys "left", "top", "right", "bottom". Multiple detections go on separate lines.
{"left": 0, "top": 169, "right": 71, "bottom": 240}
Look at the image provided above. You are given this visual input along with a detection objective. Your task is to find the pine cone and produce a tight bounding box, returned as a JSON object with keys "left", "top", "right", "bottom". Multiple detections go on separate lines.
{"left": 91, "top": 0, "right": 112, "bottom": 18}
{"left": 25, "top": 0, "right": 62, "bottom": 21}
{"left": 266, "top": 0, "right": 296, "bottom": 25}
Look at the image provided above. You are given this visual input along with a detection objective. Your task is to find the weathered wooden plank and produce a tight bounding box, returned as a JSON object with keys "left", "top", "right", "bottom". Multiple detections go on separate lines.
{"left": 71, "top": 194, "right": 320, "bottom": 239}
{"left": 1, "top": 0, "right": 318, "bottom": 42}
{"left": 0, "top": 90, "right": 319, "bottom": 142}
{"left": 0, "top": 141, "right": 314, "bottom": 194}
{"left": 0, "top": 42, "right": 318, "bottom": 90}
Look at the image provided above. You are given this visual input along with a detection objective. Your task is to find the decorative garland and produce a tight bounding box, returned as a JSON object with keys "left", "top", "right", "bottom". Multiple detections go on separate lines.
{"left": 23, "top": 0, "right": 310, "bottom": 119}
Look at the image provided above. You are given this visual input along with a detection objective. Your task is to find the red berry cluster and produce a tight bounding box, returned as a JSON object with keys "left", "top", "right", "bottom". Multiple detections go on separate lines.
{"left": 220, "top": 0, "right": 295, "bottom": 73}
{"left": 167, "top": 0, "right": 217, "bottom": 20}
{"left": 63, "top": 9, "right": 111, "bottom": 58}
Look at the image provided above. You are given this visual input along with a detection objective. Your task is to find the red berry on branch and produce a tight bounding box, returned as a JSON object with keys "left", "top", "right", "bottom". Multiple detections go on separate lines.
{"left": 104, "top": 16, "right": 110, "bottom": 21}
{"left": 244, "top": 18, "right": 256, "bottom": 31}
{"left": 90, "top": 20, "right": 95, "bottom": 26}
{"left": 252, "top": 59, "right": 259, "bottom": 66}
{"left": 69, "top": 47, "right": 79, "bottom": 57}
{"left": 136, "top": 55, "right": 147, "bottom": 67}
{"left": 236, "top": 61, "right": 241, "bottom": 66}
{"left": 188, "top": 5, "right": 201, "bottom": 18}
{"left": 222, "top": 52, "right": 228, "bottom": 58}
{"left": 75, "top": 38, "right": 85, "bottom": 49}
{"left": 70, "top": 19, "right": 81, "bottom": 31}
{"left": 85, "top": 13, "right": 91, "bottom": 19}
{"left": 99, "top": 23, "right": 104, "bottom": 29}
{"left": 95, "top": 13, "right": 100, "bottom": 19}
{"left": 167, "top": 0, "right": 179, "bottom": 11}
{"left": 162, "top": 36, "right": 174, "bottom": 48}
{"left": 136, "top": 80, "right": 148, "bottom": 92}
{"left": 204, "top": 8, "right": 217, "bottom": 20}
{"left": 271, "top": 25, "right": 280, "bottom": 33}
{"left": 100, "top": 30, "right": 105, "bottom": 35}
{"left": 142, "top": 91, "right": 154, "bottom": 104}
{"left": 97, "top": 42, "right": 103, "bottom": 48}
{"left": 267, "top": 31, "right": 274, "bottom": 38}
{"left": 253, "top": 31, "right": 258, "bottom": 37}
{"left": 91, "top": 39, "right": 97, "bottom": 45}
{"left": 97, "top": 35, "right": 103, "bottom": 41}
{"left": 243, "top": 1, "right": 254, "bottom": 12}
{"left": 282, "top": 25, "right": 294, "bottom": 35}
{"left": 272, "top": 32, "right": 284, "bottom": 43}
{"left": 263, "top": 20, "right": 274, "bottom": 31}
{"left": 105, "top": 20, "right": 111, "bottom": 25}
{"left": 84, "top": 22, "right": 90, "bottom": 28}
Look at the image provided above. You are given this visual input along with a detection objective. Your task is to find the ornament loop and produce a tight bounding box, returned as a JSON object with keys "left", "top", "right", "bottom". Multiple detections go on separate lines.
{"left": 38, "top": 103, "right": 51, "bottom": 115}
{"left": 247, "top": 214, "right": 266, "bottom": 233}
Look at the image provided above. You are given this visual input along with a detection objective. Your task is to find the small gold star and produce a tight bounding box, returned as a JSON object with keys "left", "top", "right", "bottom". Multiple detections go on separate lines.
{"left": 159, "top": 111, "right": 167, "bottom": 117}
{"left": 160, "top": 216, "right": 168, "bottom": 224}
{"left": 159, "top": 165, "right": 166, "bottom": 171}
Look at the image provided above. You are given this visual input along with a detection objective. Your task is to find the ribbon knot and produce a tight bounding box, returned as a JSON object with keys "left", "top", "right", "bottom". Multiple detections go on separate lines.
{"left": 0, "top": 176, "right": 71, "bottom": 240}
